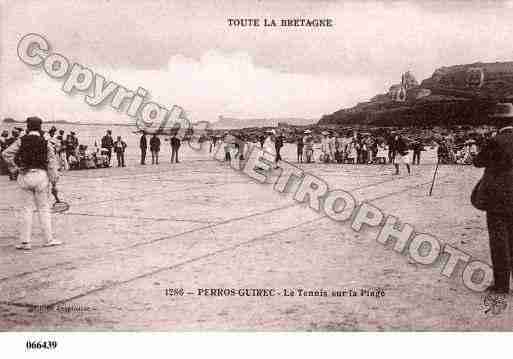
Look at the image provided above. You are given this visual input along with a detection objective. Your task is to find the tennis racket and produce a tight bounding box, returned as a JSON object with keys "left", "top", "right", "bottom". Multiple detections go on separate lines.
{"left": 51, "top": 184, "right": 70, "bottom": 213}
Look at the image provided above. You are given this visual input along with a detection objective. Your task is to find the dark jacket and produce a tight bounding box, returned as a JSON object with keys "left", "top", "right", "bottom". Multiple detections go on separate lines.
{"left": 140, "top": 135, "right": 147, "bottom": 149}
{"left": 16, "top": 134, "right": 48, "bottom": 170}
{"left": 170, "top": 136, "right": 181, "bottom": 149}
{"left": 393, "top": 137, "right": 408, "bottom": 156}
{"left": 101, "top": 135, "right": 114, "bottom": 149}
{"left": 275, "top": 135, "right": 284, "bottom": 150}
{"left": 65, "top": 135, "right": 78, "bottom": 152}
{"left": 114, "top": 140, "right": 127, "bottom": 154}
{"left": 150, "top": 136, "right": 161, "bottom": 151}
{"left": 412, "top": 141, "right": 424, "bottom": 153}
{"left": 473, "top": 127, "right": 513, "bottom": 215}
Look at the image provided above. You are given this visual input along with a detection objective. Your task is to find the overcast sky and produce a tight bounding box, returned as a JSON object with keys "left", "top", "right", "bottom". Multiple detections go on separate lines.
{"left": 2, "top": 0, "right": 513, "bottom": 124}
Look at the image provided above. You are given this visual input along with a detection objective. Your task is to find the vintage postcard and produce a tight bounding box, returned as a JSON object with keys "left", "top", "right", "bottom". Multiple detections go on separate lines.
{"left": 1, "top": 1, "right": 513, "bottom": 350}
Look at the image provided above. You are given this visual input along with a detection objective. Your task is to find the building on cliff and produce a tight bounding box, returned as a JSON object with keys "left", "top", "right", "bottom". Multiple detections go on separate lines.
{"left": 388, "top": 71, "right": 419, "bottom": 102}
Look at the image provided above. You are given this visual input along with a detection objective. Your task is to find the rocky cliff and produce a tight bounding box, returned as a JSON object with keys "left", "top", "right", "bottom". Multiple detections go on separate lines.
{"left": 319, "top": 62, "right": 513, "bottom": 127}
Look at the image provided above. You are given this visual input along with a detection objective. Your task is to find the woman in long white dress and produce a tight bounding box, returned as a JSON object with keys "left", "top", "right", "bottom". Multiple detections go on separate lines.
{"left": 376, "top": 143, "right": 388, "bottom": 164}
{"left": 347, "top": 141, "right": 357, "bottom": 164}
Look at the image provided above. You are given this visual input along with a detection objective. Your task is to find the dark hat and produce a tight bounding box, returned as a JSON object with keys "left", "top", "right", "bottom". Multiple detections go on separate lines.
{"left": 70, "top": 131, "right": 76, "bottom": 135}
{"left": 59, "top": 129, "right": 64, "bottom": 134}
{"left": 49, "top": 126, "right": 57, "bottom": 133}
{"left": 26, "top": 117, "right": 42, "bottom": 131}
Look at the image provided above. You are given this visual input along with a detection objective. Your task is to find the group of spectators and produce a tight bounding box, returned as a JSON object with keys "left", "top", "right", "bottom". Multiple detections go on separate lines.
{"left": 296, "top": 130, "right": 421, "bottom": 166}
{"left": 0, "top": 125, "right": 132, "bottom": 177}
{"left": 436, "top": 136, "right": 480, "bottom": 165}
{"left": 138, "top": 132, "right": 181, "bottom": 165}
{"left": 212, "top": 127, "right": 494, "bottom": 170}
{"left": 294, "top": 130, "right": 416, "bottom": 174}
{"left": 1, "top": 122, "right": 491, "bottom": 181}
{"left": 1, "top": 123, "right": 189, "bottom": 178}
{"left": 51, "top": 129, "right": 129, "bottom": 170}
{"left": 214, "top": 129, "right": 423, "bottom": 169}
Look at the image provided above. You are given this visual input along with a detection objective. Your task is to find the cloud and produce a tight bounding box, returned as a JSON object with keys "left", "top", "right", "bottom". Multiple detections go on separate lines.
{"left": 4, "top": 50, "right": 376, "bottom": 124}
{"left": 4, "top": 1, "right": 513, "bottom": 124}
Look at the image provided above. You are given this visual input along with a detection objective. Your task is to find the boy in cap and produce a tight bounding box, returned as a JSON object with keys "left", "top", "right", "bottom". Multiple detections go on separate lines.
{"left": 1, "top": 117, "right": 62, "bottom": 249}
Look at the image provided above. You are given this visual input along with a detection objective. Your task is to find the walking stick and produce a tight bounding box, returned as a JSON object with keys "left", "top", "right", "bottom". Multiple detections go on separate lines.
{"left": 428, "top": 158, "right": 440, "bottom": 196}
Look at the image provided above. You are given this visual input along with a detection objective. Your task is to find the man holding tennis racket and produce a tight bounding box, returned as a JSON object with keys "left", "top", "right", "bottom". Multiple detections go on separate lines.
{"left": 2, "top": 116, "right": 63, "bottom": 250}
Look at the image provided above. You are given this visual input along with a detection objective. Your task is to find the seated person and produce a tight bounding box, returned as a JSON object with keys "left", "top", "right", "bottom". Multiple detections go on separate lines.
{"left": 68, "top": 153, "right": 79, "bottom": 170}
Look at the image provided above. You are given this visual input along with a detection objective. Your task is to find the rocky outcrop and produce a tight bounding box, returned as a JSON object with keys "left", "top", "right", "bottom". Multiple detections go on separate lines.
{"left": 421, "top": 62, "right": 513, "bottom": 99}
{"left": 319, "top": 62, "right": 513, "bottom": 127}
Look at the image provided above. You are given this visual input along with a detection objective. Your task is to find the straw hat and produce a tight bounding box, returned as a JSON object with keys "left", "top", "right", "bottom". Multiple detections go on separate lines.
{"left": 321, "top": 131, "right": 329, "bottom": 135}
{"left": 304, "top": 129, "right": 312, "bottom": 134}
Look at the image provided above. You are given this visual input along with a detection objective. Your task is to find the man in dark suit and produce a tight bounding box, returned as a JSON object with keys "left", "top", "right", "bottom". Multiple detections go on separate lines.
{"left": 412, "top": 140, "right": 424, "bottom": 165}
{"left": 150, "top": 133, "right": 161, "bottom": 164}
{"left": 139, "top": 132, "right": 147, "bottom": 165}
{"left": 101, "top": 130, "right": 114, "bottom": 166}
{"left": 474, "top": 109, "right": 513, "bottom": 293}
{"left": 170, "top": 133, "right": 181, "bottom": 163}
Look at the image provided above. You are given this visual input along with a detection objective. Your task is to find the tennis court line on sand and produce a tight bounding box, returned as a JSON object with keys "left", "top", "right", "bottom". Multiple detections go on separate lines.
{"left": 0, "top": 172, "right": 444, "bottom": 308}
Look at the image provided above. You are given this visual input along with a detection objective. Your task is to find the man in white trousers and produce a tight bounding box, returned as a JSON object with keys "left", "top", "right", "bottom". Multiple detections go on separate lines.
{"left": 2, "top": 117, "right": 62, "bottom": 250}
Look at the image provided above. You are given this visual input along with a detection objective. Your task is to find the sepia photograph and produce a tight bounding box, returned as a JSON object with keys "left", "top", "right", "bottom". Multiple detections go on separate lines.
{"left": 1, "top": 0, "right": 513, "bottom": 353}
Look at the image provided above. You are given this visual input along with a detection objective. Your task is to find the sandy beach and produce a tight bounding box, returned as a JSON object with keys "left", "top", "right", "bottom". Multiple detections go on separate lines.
{"left": 0, "top": 142, "right": 510, "bottom": 331}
